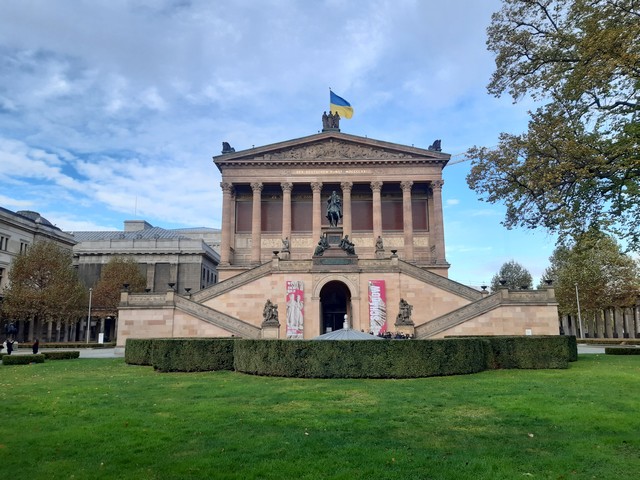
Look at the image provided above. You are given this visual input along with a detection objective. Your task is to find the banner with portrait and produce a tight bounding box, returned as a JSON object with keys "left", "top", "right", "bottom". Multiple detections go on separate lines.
{"left": 368, "top": 280, "right": 387, "bottom": 335}
{"left": 286, "top": 280, "right": 304, "bottom": 339}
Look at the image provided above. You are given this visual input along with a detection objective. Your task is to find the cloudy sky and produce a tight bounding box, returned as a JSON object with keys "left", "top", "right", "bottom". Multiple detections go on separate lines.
{"left": 0, "top": 0, "right": 557, "bottom": 286}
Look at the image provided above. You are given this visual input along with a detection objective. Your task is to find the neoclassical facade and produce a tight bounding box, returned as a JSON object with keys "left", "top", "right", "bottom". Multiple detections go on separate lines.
{"left": 117, "top": 120, "right": 559, "bottom": 345}
{"left": 216, "top": 129, "right": 449, "bottom": 277}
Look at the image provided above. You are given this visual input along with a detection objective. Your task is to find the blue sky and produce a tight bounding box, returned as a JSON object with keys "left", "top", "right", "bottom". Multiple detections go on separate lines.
{"left": 0, "top": 0, "right": 557, "bottom": 286}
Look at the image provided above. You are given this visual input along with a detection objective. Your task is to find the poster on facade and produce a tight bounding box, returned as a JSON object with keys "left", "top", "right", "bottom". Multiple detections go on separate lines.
{"left": 286, "top": 280, "right": 304, "bottom": 339}
{"left": 368, "top": 280, "right": 387, "bottom": 335}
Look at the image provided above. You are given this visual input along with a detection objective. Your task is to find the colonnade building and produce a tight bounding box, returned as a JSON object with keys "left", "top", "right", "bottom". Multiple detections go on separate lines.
{"left": 216, "top": 130, "right": 448, "bottom": 278}
{"left": 117, "top": 118, "right": 559, "bottom": 344}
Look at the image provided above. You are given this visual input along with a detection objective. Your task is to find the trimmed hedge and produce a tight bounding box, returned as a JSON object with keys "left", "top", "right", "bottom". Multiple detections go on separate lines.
{"left": 605, "top": 347, "right": 640, "bottom": 355}
{"left": 152, "top": 338, "right": 235, "bottom": 372}
{"left": 43, "top": 351, "right": 80, "bottom": 360}
{"left": 2, "top": 354, "right": 45, "bottom": 365}
{"left": 483, "top": 336, "right": 575, "bottom": 369}
{"left": 581, "top": 338, "right": 640, "bottom": 345}
{"left": 233, "top": 338, "right": 489, "bottom": 378}
{"left": 125, "top": 335, "right": 576, "bottom": 377}
{"left": 125, "top": 339, "right": 155, "bottom": 365}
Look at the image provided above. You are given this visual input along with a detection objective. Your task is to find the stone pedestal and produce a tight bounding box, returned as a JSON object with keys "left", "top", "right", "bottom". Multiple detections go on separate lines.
{"left": 395, "top": 323, "right": 415, "bottom": 337}
{"left": 261, "top": 323, "right": 280, "bottom": 339}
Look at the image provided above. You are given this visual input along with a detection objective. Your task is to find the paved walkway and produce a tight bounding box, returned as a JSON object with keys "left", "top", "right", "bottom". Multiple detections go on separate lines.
{"left": 8, "top": 347, "right": 125, "bottom": 358}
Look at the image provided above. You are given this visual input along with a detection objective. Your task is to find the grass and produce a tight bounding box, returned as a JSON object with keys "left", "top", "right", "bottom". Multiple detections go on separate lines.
{"left": 1, "top": 355, "right": 639, "bottom": 479}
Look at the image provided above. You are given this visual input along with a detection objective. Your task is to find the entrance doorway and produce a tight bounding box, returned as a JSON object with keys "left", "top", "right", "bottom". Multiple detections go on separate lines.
{"left": 320, "top": 281, "right": 351, "bottom": 334}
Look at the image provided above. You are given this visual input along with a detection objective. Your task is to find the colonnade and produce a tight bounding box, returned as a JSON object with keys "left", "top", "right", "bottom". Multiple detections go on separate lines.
{"left": 219, "top": 180, "right": 446, "bottom": 265}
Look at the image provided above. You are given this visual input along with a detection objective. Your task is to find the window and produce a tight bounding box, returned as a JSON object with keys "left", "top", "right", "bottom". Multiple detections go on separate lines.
{"left": 20, "top": 241, "right": 29, "bottom": 254}
{"left": 0, "top": 236, "right": 8, "bottom": 251}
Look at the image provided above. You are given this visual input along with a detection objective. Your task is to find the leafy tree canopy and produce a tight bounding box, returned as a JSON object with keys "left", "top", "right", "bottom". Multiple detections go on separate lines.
{"left": 1, "top": 241, "right": 86, "bottom": 324}
{"left": 91, "top": 257, "right": 147, "bottom": 317}
{"left": 490, "top": 260, "right": 533, "bottom": 291}
{"left": 467, "top": 0, "right": 640, "bottom": 248}
{"left": 540, "top": 229, "right": 640, "bottom": 315}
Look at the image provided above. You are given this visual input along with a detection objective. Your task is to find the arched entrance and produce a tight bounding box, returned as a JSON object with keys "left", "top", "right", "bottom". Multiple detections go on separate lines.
{"left": 319, "top": 281, "right": 352, "bottom": 334}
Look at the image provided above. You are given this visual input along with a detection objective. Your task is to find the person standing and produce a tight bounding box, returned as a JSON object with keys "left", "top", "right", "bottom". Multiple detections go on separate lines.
{"left": 32, "top": 339, "right": 39, "bottom": 354}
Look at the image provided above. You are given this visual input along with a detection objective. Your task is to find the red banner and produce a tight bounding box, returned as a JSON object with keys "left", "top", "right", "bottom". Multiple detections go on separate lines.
{"left": 368, "top": 280, "right": 387, "bottom": 335}
{"left": 286, "top": 281, "right": 304, "bottom": 339}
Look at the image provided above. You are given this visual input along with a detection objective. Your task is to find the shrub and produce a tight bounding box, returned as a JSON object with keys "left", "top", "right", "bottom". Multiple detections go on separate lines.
{"left": 482, "top": 336, "right": 573, "bottom": 369}
{"left": 125, "top": 339, "right": 155, "bottom": 365}
{"left": 126, "top": 336, "right": 575, "bottom": 377}
{"left": 43, "top": 351, "right": 80, "bottom": 360}
{"left": 605, "top": 347, "right": 640, "bottom": 355}
{"left": 151, "top": 338, "right": 235, "bottom": 372}
{"left": 233, "top": 338, "right": 490, "bottom": 378}
{"left": 448, "top": 335, "right": 577, "bottom": 368}
{"left": 2, "top": 354, "right": 45, "bottom": 365}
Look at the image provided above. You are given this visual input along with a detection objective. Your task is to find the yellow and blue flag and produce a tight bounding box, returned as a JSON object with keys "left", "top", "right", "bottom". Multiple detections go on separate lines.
{"left": 330, "top": 91, "right": 354, "bottom": 119}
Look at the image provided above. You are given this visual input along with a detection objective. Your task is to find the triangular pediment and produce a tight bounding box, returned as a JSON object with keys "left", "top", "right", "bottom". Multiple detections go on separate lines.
{"left": 213, "top": 131, "right": 449, "bottom": 168}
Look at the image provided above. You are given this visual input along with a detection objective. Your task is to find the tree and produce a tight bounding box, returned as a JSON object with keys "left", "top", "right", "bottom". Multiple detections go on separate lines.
{"left": 91, "top": 257, "right": 147, "bottom": 318}
{"left": 541, "top": 230, "right": 640, "bottom": 316}
{"left": 1, "top": 240, "right": 86, "bottom": 338}
{"left": 490, "top": 260, "right": 533, "bottom": 291}
{"left": 467, "top": 0, "right": 640, "bottom": 248}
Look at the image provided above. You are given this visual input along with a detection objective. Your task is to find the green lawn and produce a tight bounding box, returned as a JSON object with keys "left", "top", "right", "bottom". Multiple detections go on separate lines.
{"left": 1, "top": 355, "right": 639, "bottom": 479}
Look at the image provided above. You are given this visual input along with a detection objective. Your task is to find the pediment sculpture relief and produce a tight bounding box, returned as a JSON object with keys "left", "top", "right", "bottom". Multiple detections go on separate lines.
{"left": 265, "top": 142, "right": 412, "bottom": 160}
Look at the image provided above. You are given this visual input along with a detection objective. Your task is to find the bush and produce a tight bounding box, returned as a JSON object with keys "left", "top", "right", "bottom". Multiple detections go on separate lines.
{"left": 43, "top": 351, "right": 80, "bottom": 360}
{"left": 233, "top": 338, "right": 490, "bottom": 378}
{"left": 125, "top": 339, "right": 155, "bottom": 365}
{"left": 449, "top": 335, "right": 577, "bottom": 368}
{"left": 605, "top": 347, "right": 640, "bottom": 355}
{"left": 151, "top": 338, "right": 235, "bottom": 372}
{"left": 126, "top": 336, "right": 575, "bottom": 377}
{"left": 2, "top": 354, "right": 45, "bottom": 365}
{"left": 481, "top": 336, "right": 574, "bottom": 369}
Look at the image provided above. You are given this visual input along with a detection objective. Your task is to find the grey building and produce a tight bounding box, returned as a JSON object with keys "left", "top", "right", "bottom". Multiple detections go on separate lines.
{"left": 71, "top": 220, "right": 221, "bottom": 294}
{"left": 0, "top": 208, "right": 76, "bottom": 300}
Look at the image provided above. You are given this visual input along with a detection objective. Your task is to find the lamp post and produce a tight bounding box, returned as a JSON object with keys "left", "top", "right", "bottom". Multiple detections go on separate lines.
{"left": 574, "top": 283, "right": 584, "bottom": 339}
{"left": 86, "top": 287, "right": 93, "bottom": 344}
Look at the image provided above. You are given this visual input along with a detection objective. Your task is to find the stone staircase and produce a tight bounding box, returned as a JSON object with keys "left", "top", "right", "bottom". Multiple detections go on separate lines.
{"left": 415, "top": 293, "right": 502, "bottom": 338}
{"left": 174, "top": 295, "right": 261, "bottom": 338}
{"left": 191, "top": 262, "right": 273, "bottom": 303}
{"left": 397, "top": 260, "right": 483, "bottom": 302}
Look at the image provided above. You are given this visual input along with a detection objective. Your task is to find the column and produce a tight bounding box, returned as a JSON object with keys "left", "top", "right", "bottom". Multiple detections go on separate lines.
{"left": 251, "top": 182, "right": 263, "bottom": 264}
{"left": 281, "top": 182, "right": 293, "bottom": 242}
{"left": 311, "top": 182, "right": 323, "bottom": 241}
{"left": 401, "top": 180, "right": 414, "bottom": 262}
{"left": 340, "top": 181, "right": 353, "bottom": 237}
{"left": 430, "top": 180, "right": 446, "bottom": 264}
{"left": 219, "top": 182, "right": 234, "bottom": 265}
{"left": 371, "top": 181, "right": 383, "bottom": 240}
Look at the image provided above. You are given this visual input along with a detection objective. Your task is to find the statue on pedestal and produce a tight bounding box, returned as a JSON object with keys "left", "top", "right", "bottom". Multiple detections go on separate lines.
{"left": 326, "top": 190, "right": 342, "bottom": 227}
{"left": 314, "top": 234, "right": 329, "bottom": 256}
{"left": 396, "top": 299, "right": 414, "bottom": 325}
{"left": 339, "top": 235, "right": 356, "bottom": 255}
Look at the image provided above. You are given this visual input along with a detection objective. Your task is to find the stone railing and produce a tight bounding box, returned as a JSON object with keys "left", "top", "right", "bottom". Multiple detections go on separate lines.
{"left": 397, "top": 260, "right": 483, "bottom": 301}
{"left": 174, "top": 296, "right": 261, "bottom": 338}
{"left": 415, "top": 288, "right": 557, "bottom": 338}
{"left": 416, "top": 294, "right": 502, "bottom": 338}
{"left": 192, "top": 262, "right": 274, "bottom": 302}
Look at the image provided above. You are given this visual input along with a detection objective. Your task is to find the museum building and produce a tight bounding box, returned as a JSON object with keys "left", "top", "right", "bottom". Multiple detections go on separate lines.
{"left": 117, "top": 116, "right": 559, "bottom": 344}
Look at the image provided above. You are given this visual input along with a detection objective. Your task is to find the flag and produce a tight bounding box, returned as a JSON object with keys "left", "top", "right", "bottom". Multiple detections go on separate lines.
{"left": 330, "top": 91, "right": 354, "bottom": 119}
